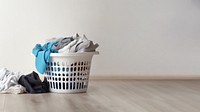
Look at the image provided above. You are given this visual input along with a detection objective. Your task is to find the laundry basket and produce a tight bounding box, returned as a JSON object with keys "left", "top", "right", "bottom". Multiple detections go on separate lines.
{"left": 44, "top": 52, "right": 99, "bottom": 93}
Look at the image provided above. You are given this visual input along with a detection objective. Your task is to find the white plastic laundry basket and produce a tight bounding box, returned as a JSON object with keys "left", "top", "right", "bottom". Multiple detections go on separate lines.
{"left": 44, "top": 52, "right": 99, "bottom": 93}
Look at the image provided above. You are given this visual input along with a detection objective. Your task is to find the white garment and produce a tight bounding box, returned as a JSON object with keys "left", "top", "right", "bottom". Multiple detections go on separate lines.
{"left": 58, "top": 39, "right": 78, "bottom": 53}
{"left": 0, "top": 85, "right": 26, "bottom": 94}
{"left": 58, "top": 33, "right": 80, "bottom": 53}
{"left": 75, "top": 35, "right": 99, "bottom": 53}
{"left": 58, "top": 34, "right": 98, "bottom": 53}
{"left": 0, "top": 68, "right": 23, "bottom": 91}
{"left": 69, "top": 34, "right": 89, "bottom": 52}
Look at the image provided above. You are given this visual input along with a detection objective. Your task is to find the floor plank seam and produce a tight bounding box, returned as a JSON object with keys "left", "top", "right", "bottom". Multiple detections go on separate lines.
{"left": 3, "top": 96, "right": 6, "bottom": 112}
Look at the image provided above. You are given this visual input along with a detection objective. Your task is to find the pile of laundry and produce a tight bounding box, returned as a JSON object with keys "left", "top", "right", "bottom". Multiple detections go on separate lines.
{"left": 0, "top": 68, "right": 49, "bottom": 94}
{"left": 0, "top": 34, "right": 99, "bottom": 94}
{"left": 32, "top": 33, "right": 99, "bottom": 74}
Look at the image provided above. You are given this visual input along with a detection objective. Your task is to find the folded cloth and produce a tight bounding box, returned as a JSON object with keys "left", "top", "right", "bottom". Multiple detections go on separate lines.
{"left": 0, "top": 85, "right": 26, "bottom": 94}
{"left": 0, "top": 68, "right": 23, "bottom": 91}
{"left": 32, "top": 41, "right": 58, "bottom": 74}
{"left": 18, "top": 71, "right": 49, "bottom": 93}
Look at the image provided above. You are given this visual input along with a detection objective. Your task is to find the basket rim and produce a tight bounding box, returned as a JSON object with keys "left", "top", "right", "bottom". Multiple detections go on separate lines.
{"left": 50, "top": 51, "right": 99, "bottom": 57}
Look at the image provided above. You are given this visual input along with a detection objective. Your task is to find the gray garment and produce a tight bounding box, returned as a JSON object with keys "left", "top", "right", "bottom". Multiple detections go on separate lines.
{"left": 59, "top": 34, "right": 99, "bottom": 53}
{"left": 58, "top": 34, "right": 81, "bottom": 53}
{"left": 77, "top": 41, "right": 99, "bottom": 52}
{"left": 52, "top": 37, "right": 74, "bottom": 50}
{"left": 73, "top": 35, "right": 99, "bottom": 52}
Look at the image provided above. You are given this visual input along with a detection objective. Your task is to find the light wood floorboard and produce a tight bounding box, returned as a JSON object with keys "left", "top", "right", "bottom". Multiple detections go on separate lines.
{"left": 0, "top": 94, "right": 5, "bottom": 112}
{"left": 0, "top": 80, "right": 200, "bottom": 112}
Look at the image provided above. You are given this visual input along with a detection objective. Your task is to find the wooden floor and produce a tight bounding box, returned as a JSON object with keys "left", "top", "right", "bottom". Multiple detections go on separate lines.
{"left": 0, "top": 80, "right": 200, "bottom": 112}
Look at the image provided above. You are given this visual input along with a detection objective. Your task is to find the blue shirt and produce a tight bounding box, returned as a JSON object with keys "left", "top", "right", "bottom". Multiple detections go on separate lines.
{"left": 32, "top": 41, "right": 58, "bottom": 74}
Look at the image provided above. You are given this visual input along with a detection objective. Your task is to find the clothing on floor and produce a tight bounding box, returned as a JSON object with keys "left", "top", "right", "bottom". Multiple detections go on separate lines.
{"left": 0, "top": 85, "right": 26, "bottom": 94}
{"left": 32, "top": 41, "right": 58, "bottom": 74}
{"left": 0, "top": 68, "right": 23, "bottom": 91}
{"left": 18, "top": 71, "right": 49, "bottom": 93}
{"left": 52, "top": 37, "right": 74, "bottom": 50}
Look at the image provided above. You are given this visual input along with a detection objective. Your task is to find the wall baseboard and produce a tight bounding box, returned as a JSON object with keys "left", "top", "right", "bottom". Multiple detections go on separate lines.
{"left": 89, "top": 74, "right": 200, "bottom": 80}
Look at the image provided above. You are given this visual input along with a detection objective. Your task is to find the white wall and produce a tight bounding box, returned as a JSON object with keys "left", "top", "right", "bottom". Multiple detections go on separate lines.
{"left": 0, "top": 0, "right": 200, "bottom": 76}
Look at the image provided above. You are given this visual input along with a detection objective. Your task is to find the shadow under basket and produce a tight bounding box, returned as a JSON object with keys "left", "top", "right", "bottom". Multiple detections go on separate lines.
{"left": 44, "top": 52, "right": 99, "bottom": 93}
